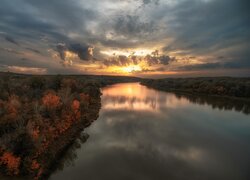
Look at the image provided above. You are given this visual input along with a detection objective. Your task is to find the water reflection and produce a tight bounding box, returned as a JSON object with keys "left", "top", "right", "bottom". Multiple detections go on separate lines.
{"left": 174, "top": 93, "right": 250, "bottom": 115}
{"left": 103, "top": 83, "right": 250, "bottom": 114}
{"left": 51, "top": 83, "right": 250, "bottom": 180}
{"left": 103, "top": 83, "right": 190, "bottom": 112}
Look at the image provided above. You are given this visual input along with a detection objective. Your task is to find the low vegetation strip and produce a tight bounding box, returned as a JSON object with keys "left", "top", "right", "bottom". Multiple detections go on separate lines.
{"left": 141, "top": 77, "right": 250, "bottom": 100}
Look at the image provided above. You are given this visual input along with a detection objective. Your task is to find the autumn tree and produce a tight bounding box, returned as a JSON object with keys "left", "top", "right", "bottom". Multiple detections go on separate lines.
{"left": 42, "top": 92, "right": 61, "bottom": 110}
{"left": 0, "top": 152, "right": 21, "bottom": 175}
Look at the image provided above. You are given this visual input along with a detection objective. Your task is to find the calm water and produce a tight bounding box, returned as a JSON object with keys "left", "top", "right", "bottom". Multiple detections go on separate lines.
{"left": 50, "top": 83, "right": 250, "bottom": 180}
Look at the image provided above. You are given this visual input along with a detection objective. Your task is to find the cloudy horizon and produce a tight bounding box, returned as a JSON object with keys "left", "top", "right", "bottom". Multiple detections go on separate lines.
{"left": 0, "top": 0, "right": 249, "bottom": 77}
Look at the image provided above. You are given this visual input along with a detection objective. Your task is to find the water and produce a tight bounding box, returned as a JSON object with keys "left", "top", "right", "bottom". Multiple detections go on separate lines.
{"left": 50, "top": 83, "right": 250, "bottom": 180}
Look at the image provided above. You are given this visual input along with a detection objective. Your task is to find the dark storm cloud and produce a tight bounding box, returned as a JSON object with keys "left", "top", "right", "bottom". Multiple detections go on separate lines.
{"left": 98, "top": 39, "right": 141, "bottom": 49}
{"left": 56, "top": 44, "right": 67, "bottom": 60}
{"left": 113, "top": 15, "right": 155, "bottom": 37}
{"left": 161, "top": 0, "right": 250, "bottom": 56}
{"left": 5, "top": 36, "right": 19, "bottom": 46}
{"left": 223, "top": 58, "right": 250, "bottom": 69}
{"left": 177, "top": 59, "right": 250, "bottom": 71}
{"left": 103, "top": 50, "right": 175, "bottom": 67}
{"left": 103, "top": 59, "right": 120, "bottom": 67}
{"left": 147, "top": 55, "right": 175, "bottom": 66}
{"left": 145, "top": 51, "right": 176, "bottom": 66}
{"left": 0, "top": 47, "right": 24, "bottom": 55}
{"left": 145, "top": 55, "right": 158, "bottom": 66}
{"left": 118, "top": 55, "right": 129, "bottom": 66}
{"left": 177, "top": 63, "right": 222, "bottom": 71}
{"left": 0, "top": 0, "right": 249, "bottom": 75}
{"left": 159, "top": 55, "right": 176, "bottom": 65}
{"left": 56, "top": 43, "right": 93, "bottom": 61}
{"left": 142, "top": 0, "right": 159, "bottom": 5}
{"left": 131, "top": 56, "right": 139, "bottom": 65}
{"left": 69, "top": 44, "right": 93, "bottom": 61}
{"left": 0, "top": 0, "right": 96, "bottom": 45}
{"left": 103, "top": 55, "right": 130, "bottom": 67}
{"left": 25, "top": 48, "right": 41, "bottom": 54}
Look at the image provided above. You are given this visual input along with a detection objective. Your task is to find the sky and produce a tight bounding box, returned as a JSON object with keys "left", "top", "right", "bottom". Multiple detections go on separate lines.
{"left": 0, "top": 0, "right": 249, "bottom": 77}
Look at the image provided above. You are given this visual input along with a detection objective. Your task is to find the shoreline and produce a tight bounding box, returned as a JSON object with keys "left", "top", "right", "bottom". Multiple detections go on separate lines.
{"left": 141, "top": 82, "right": 250, "bottom": 103}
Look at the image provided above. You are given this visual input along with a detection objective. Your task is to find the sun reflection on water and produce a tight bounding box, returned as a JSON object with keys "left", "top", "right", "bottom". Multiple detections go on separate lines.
{"left": 102, "top": 83, "right": 189, "bottom": 112}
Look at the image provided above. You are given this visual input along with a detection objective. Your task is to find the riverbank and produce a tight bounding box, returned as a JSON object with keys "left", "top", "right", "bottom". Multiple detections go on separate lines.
{"left": 141, "top": 77, "right": 250, "bottom": 102}
{"left": 0, "top": 73, "right": 139, "bottom": 179}
{"left": 50, "top": 82, "right": 250, "bottom": 180}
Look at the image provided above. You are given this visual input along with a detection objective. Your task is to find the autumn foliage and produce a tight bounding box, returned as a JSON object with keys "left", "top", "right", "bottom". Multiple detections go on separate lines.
{"left": 31, "top": 160, "right": 40, "bottom": 170}
{"left": 42, "top": 92, "right": 61, "bottom": 109}
{"left": 0, "top": 75, "right": 101, "bottom": 179}
{"left": 0, "top": 152, "right": 21, "bottom": 175}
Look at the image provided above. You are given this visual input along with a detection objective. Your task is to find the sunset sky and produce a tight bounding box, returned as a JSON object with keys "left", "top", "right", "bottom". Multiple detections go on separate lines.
{"left": 0, "top": 0, "right": 249, "bottom": 77}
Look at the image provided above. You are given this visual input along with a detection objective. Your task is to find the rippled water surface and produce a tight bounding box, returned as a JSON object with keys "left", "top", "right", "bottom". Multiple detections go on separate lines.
{"left": 51, "top": 83, "right": 250, "bottom": 180}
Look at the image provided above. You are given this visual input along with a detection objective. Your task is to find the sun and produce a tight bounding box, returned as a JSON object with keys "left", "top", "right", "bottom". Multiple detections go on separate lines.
{"left": 121, "top": 65, "right": 142, "bottom": 73}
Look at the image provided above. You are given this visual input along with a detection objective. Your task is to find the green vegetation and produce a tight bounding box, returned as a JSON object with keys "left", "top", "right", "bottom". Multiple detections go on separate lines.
{"left": 141, "top": 77, "right": 250, "bottom": 99}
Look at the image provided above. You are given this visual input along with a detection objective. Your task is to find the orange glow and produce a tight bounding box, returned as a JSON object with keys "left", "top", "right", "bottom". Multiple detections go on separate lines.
{"left": 121, "top": 65, "right": 142, "bottom": 73}
{"left": 6, "top": 66, "right": 47, "bottom": 74}
{"left": 100, "top": 65, "right": 143, "bottom": 74}
{"left": 102, "top": 83, "right": 189, "bottom": 112}
{"left": 65, "top": 51, "right": 78, "bottom": 59}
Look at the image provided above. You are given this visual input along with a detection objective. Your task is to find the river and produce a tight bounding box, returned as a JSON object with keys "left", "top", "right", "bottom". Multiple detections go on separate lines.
{"left": 50, "top": 82, "right": 250, "bottom": 180}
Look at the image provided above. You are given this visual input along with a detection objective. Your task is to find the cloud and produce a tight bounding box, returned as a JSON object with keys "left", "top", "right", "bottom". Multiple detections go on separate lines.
{"left": 69, "top": 44, "right": 94, "bottom": 61}
{"left": 56, "top": 43, "right": 93, "bottom": 61}
{"left": 113, "top": 15, "right": 156, "bottom": 37}
{"left": 56, "top": 43, "right": 68, "bottom": 60}
{"left": 0, "top": 65, "right": 47, "bottom": 74}
{"left": 140, "top": 67, "right": 167, "bottom": 73}
{"left": 0, "top": 0, "right": 97, "bottom": 47}
{"left": 131, "top": 56, "right": 139, "bottom": 65}
{"left": 117, "top": 55, "right": 129, "bottom": 66}
{"left": 103, "top": 59, "right": 120, "bottom": 67}
{"left": 177, "top": 63, "right": 222, "bottom": 71}
{"left": 0, "top": 47, "right": 24, "bottom": 55}
{"left": 103, "top": 55, "right": 129, "bottom": 67}
{"left": 0, "top": 0, "right": 249, "bottom": 76}
{"left": 145, "top": 51, "right": 176, "bottom": 66}
{"left": 102, "top": 50, "right": 175, "bottom": 69}
{"left": 161, "top": 0, "right": 250, "bottom": 56}
{"left": 5, "top": 36, "right": 19, "bottom": 45}
{"left": 142, "top": 0, "right": 159, "bottom": 6}
{"left": 26, "top": 48, "right": 41, "bottom": 54}
{"left": 146, "top": 55, "right": 176, "bottom": 66}
{"left": 159, "top": 56, "right": 176, "bottom": 65}
{"left": 176, "top": 58, "right": 250, "bottom": 71}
